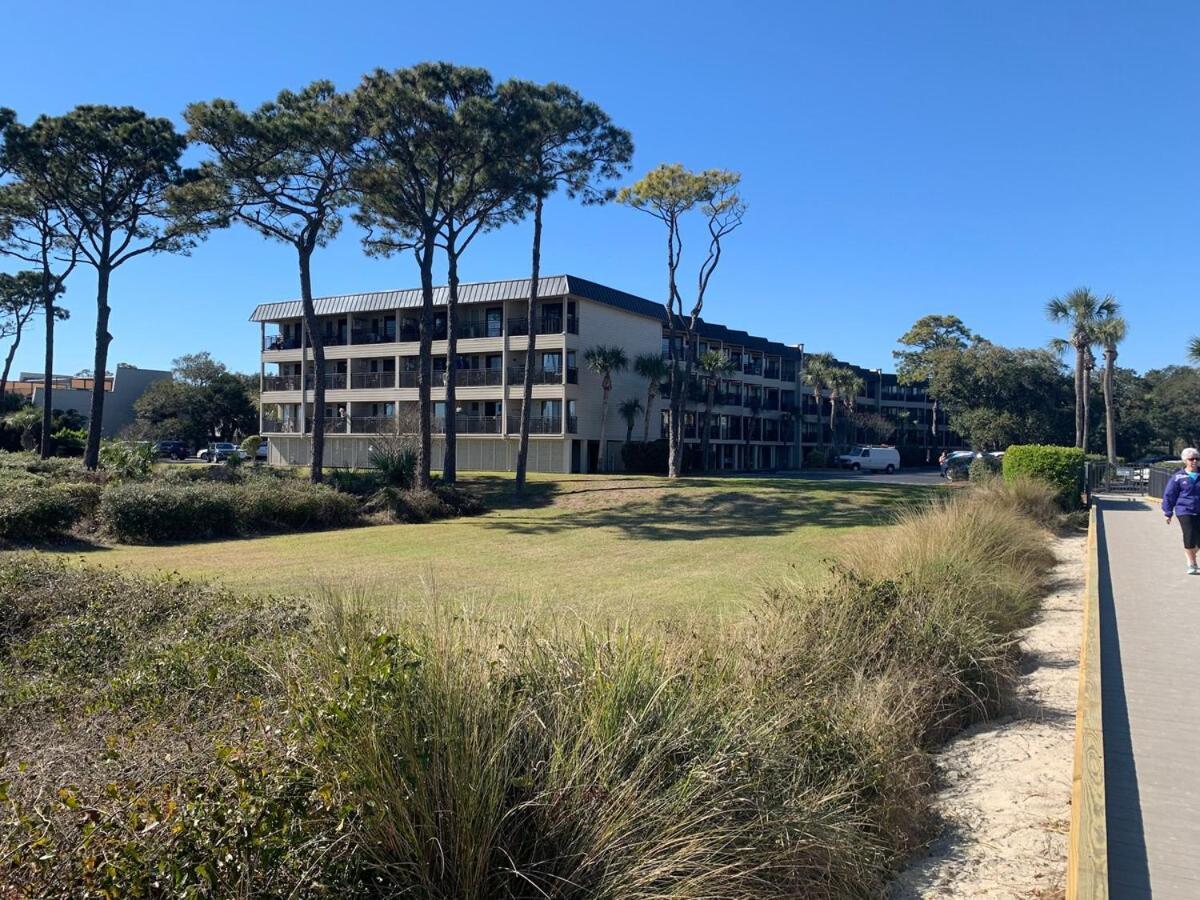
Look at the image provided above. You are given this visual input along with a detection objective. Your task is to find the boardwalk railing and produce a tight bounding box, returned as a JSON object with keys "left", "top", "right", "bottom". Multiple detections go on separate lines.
{"left": 1067, "top": 505, "right": 1108, "bottom": 899}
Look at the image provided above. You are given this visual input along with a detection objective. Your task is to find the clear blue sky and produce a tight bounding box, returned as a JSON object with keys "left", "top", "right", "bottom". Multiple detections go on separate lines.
{"left": 2, "top": 1, "right": 1197, "bottom": 378}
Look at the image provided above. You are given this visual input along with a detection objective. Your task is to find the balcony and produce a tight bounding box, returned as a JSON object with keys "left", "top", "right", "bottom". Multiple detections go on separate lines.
{"left": 508, "top": 415, "right": 562, "bottom": 434}
{"left": 397, "top": 371, "right": 448, "bottom": 388}
{"left": 454, "top": 415, "right": 503, "bottom": 434}
{"left": 263, "top": 334, "right": 302, "bottom": 351}
{"left": 506, "top": 315, "right": 573, "bottom": 337}
{"left": 261, "top": 418, "right": 300, "bottom": 434}
{"left": 508, "top": 366, "right": 564, "bottom": 385}
{"left": 263, "top": 374, "right": 302, "bottom": 391}
{"left": 764, "top": 365, "right": 780, "bottom": 380}
{"left": 350, "top": 372, "right": 395, "bottom": 390}
{"left": 351, "top": 329, "right": 396, "bottom": 345}
{"left": 317, "top": 332, "right": 348, "bottom": 347}
{"left": 458, "top": 319, "right": 504, "bottom": 339}
{"left": 304, "top": 372, "right": 348, "bottom": 390}
{"left": 743, "top": 361, "right": 763, "bottom": 377}
{"left": 350, "top": 416, "right": 396, "bottom": 434}
{"left": 453, "top": 368, "right": 504, "bottom": 387}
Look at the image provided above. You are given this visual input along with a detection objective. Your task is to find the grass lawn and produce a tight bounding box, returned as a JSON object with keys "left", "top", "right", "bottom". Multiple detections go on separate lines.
{"left": 52, "top": 473, "right": 934, "bottom": 624}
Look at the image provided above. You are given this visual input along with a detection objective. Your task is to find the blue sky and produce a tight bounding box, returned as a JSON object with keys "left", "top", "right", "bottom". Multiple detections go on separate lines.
{"left": 2, "top": 1, "right": 1197, "bottom": 378}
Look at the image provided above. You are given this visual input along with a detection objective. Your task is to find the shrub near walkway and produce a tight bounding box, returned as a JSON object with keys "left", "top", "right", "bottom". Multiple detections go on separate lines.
{"left": 0, "top": 480, "right": 1061, "bottom": 897}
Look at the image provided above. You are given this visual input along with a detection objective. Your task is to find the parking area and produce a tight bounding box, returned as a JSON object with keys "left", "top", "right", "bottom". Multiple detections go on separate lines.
{"left": 777, "top": 467, "right": 946, "bottom": 487}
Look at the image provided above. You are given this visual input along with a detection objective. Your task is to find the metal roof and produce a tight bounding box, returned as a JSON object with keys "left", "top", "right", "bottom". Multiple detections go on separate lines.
{"left": 250, "top": 274, "right": 803, "bottom": 360}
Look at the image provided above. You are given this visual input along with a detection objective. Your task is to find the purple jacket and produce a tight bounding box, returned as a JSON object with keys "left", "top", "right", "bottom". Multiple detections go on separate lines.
{"left": 1162, "top": 469, "right": 1200, "bottom": 517}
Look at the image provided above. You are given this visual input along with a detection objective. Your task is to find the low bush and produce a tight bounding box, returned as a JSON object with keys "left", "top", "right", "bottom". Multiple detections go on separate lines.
{"left": 1003, "top": 444, "right": 1085, "bottom": 509}
{"left": 48, "top": 427, "right": 86, "bottom": 457}
{"left": 366, "top": 482, "right": 483, "bottom": 523}
{"left": 240, "top": 434, "right": 263, "bottom": 457}
{"left": 100, "top": 480, "right": 360, "bottom": 543}
{"left": 99, "top": 439, "right": 155, "bottom": 480}
{"left": 100, "top": 483, "right": 238, "bottom": 543}
{"left": 621, "top": 439, "right": 668, "bottom": 474}
{"left": 369, "top": 436, "right": 417, "bottom": 488}
{"left": 0, "top": 482, "right": 91, "bottom": 541}
{"left": 968, "top": 454, "right": 1000, "bottom": 481}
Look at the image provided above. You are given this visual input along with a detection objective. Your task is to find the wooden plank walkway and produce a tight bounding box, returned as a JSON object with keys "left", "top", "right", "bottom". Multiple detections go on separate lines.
{"left": 1095, "top": 497, "right": 1200, "bottom": 897}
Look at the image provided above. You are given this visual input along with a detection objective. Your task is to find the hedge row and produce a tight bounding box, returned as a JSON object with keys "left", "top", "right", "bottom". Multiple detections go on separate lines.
{"left": 0, "top": 482, "right": 101, "bottom": 541}
{"left": 1002, "top": 444, "right": 1085, "bottom": 509}
{"left": 99, "top": 481, "right": 360, "bottom": 544}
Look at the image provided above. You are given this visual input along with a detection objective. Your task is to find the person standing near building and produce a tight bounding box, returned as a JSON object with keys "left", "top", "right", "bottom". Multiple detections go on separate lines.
{"left": 1162, "top": 447, "right": 1200, "bottom": 574}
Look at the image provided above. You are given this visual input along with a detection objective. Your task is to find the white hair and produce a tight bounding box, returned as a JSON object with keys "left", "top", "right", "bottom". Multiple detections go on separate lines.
{"left": 1184, "top": 448, "right": 1200, "bottom": 461}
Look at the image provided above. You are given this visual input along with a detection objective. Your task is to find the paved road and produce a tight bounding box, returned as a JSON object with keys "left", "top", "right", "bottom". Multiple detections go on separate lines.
{"left": 1095, "top": 496, "right": 1200, "bottom": 898}
{"left": 774, "top": 467, "right": 945, "bottom": 487}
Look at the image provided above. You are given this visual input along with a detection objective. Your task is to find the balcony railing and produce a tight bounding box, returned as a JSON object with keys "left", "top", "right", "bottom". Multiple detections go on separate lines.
{"left": 397, "top": 371, "right": 448, "bottom": 388}
{"left": 350, "top": 416, "right": 396, "bottom": 434}
{"left": 318, "top": 332, "right": 348, "bottom": 347}
{"left": 304, "top": 372, "right": 348, "bottom": 390}
{"left": 261, "top": 418, "right": 301, "bottom": 434}
{"left": 396, "top": 325, "right": 448, "bottom": 342}
{"left": 764, "top": 365, "right": 780, "bottom": 380}
{"left": 508, "top": 415, "right": 562, "bottom": 434}
{"left": 506, "top": 316, "right": 571, "bottom": 336}
{"left": 263, "top": 334, "right": 302, "bottom": 351}
{"left": 452, "top": 368, "right": 504, "bottom": 387}
{"left": 743, "top": 361, "right": 763, "bottom": 376}
{"left": 351, "top": 329, "right": 396, "bottom": 345}
{"left": 566, "top": 415, "right": 578, "bottom": 433}
{"left": 458, "top": 319, "right": 504, "bottom": 339}
{"left": 507, "top": 366, "right": 564, "bottom": 385}
{"left": 350, "top": 372, "right": 395, "bottom": 389}
{"left": 263, "top": 375, "right": 302, "bottom": 392}
{"left": 453, "top": 415, "right": 502, "bottom": 434}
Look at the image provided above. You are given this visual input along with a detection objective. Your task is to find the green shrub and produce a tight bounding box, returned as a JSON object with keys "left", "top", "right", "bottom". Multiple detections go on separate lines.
{"left": 100, "top": 483, "right": 238, "bottom": 543}
{"left": 805, "top": 445, "right": 837, "bottom": 468}
{"left": 99, "top": 440, "right": 155, "bottom": 480}
{"left": 232, "top": 479, "right": 359, "bottom": 534}
{"left": 368, "top": 437, "right": 416, "bottom": 488}
{"left": 1002, "top": 444, "right": 1085, "bottom": 509}
{"left": 240, "top": 434, "right": 263, "bottom": 457}
{"left": 48, "top": 427, "right": 86, "bottom": 457}
{"left": 99, "top": 480, "right": 359, "bottom": 543}
{"left": 968, "top": 454, "right": 1000, "bottom": 482}
{"left": 621, "top": 439, "right": 668, "bottom": 474}
{"left": 0, "top": 482, "right": 85, "bottom": 541}
{"left": 365, "top": 483, "right": 482, "bottom": 523}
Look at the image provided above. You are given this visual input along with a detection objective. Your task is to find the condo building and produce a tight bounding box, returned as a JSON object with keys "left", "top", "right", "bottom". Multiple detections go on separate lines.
{"left": 253, "top": 275, "right": 959, "bottom": 473}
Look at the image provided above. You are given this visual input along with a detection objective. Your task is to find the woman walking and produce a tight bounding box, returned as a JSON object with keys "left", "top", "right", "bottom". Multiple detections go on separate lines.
{"left": 1162, "top": 448, "right": 1200, "bottom": 574}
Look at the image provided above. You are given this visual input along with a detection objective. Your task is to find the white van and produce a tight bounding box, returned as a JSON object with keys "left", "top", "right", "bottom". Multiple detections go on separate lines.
{"left": 837, "top": 445, "right": 901, "bottom": 473}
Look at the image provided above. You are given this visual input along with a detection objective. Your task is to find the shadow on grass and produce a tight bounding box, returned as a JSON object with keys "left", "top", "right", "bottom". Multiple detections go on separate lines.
{"left": 478, "top": 476, "right": 933, "bottom": 541}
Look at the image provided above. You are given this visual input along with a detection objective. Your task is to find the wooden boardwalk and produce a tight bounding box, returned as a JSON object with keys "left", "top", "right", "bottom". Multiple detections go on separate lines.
{"left": 1094, "top": 497, "right": 1200, "bottom": 897}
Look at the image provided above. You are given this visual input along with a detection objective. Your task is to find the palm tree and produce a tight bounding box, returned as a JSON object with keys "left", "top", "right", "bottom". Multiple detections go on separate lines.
{"left": 801, "top": 353, "right": 835, "bottom": 446}
{"left": 633, "top": 353, "right": 668, "bottom": 442}
{"left": 1047, "top": 288, "right": 1118, "bottom": 449}
{"left": 618, "top": 397, "right": 643, "bottom": 444}
{"left": 1188, "top": 337, "right": 1200, "bottom": 364}
{"left": 584, "top": 345, "right": 628, "bottom": 472}
{"left": 697, "top": 349, "right": 736, "bottom": 471}
{"left": 1095, "top": 316, "right": 1127, "bottom": 465}
{"left": 827, "top": 367, "right": 864, "bottom": 447}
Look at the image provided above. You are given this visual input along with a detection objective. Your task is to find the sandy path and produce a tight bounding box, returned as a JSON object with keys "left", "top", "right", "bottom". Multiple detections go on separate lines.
{"left": 889, "top": 533, "right": 1085, "bottom": 899}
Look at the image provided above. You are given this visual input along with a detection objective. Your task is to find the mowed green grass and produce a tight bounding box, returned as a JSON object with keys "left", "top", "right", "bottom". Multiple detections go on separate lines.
{"left": 54, "top": 473, "right": 933, "bottom": 624}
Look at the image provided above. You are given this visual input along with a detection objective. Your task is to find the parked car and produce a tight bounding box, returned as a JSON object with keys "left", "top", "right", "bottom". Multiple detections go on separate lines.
{"left": 255, "top": 441, "right": 268, "bottom": 461}
{"left": 197, "top": 442, "right": 241, "bottom": 462}
{"left": 837, "top": 445, "right": 901, "bottom": 473}
{"left": 941, "top": 450, "right": 977, "bottom": 480}
{"left": 153, "top": 439, "right": 189, "bottom": 460}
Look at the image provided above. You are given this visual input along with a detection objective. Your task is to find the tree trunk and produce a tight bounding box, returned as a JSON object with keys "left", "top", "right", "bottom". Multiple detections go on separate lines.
{"left": 83, "top": 264, "right": 113, "bottom": 470}
{"left": 642, "top": 383, "right": 655, "bottom": 443}
{"left": 0, "top": 308, "right": 29, "bottom": 400}
{"left": 1104, "top": 350, "right": 1117, "bottom": 465}
{"left": 298, "top": 250, "right": 326, "bottom": 484}
{"left": 416, "top": 235, "right": 435, "bottom": 490}
{"left": 625, "top": 420, "right": 634, "bottom": 444}
{"left": 1082, "top": 361, "right": 1091, "bottom": 454}
{"left": 39, "top": 278, "right": 55, "bottom": 459}
{"left": 702, "top": 383, "right": 714, "bottom": 472}
{"left": 515, "top": 196, "right": 542, "bottom": 493}
{"left": 1080, "top": 350, "right": 1089, "bottom": 453}
{"left": 597, "top": 380, "right": 611, "bottom": 473}
{"left": 443, "top": 239, "right": 460, "bottom": 484}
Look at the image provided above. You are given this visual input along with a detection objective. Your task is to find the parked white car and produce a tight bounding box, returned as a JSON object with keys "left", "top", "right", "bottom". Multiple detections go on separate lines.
{"left": 837, "top": 445, "right": 901, "bottom": 473}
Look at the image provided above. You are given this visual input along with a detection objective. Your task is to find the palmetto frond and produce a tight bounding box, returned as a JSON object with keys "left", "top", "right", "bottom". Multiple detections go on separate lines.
{"left": 1188, "top": 336, "right": 1200, "bottom": 365}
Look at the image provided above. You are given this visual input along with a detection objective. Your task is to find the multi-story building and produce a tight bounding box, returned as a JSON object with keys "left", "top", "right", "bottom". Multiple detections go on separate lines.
{"left": 252, "top": 275, "right": 960, "bottom": 473}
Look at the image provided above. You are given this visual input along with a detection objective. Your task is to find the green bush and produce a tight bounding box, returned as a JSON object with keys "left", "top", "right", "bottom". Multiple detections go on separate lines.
{"left": 232, "top": 479, "right": 359, "bottom": 534}
{"left": 100, "top": 483, "right": 239, "bottom": 543}
{"left": 0, "top": 482, "right": 87, "bottom": 541}
{"left": 368, "top": 438, "right": 416, "bottom": 488}
{"left": 968, "top": 454, "right": 1000, "bottom": 482}
{"left": 621, "top": 439, "right": 668, "bottom": 474}
{"left": 99, "top": 440, "right": 155, "bottom": 480}
{"left": 1002, "top": 444, "right": 1086, "bottom": 509}
{"left": 99, "top": 480, "right": 360, "bottom": 543}
{"left": 240, "top": 434, "right": 263, "bottom": 457}
{"left": 48, "top": 427, "right": 86, "bottom": 457}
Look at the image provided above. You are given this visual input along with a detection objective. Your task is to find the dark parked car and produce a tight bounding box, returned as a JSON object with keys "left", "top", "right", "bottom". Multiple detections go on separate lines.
{"left": 153, "top": 440, "right": 189, "bottom": 460}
